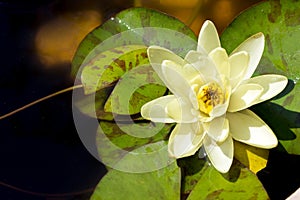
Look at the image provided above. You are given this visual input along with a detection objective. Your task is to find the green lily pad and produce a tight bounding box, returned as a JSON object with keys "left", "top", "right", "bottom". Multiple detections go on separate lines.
{"left": 72, "top": 7, "right": 197, "bottom": 78}
{"left": 96, "top": 121, "right": 175, "bottom": 172}
{"left": 184, "top": 159, "right": 269, "bottom": 199}
{"left": 79, "top": 46, "right": 166, "bottom": 117}
{"left": 90, "top": 161, "right": 181, "bottom": 200}
{"left": 81, "top": 45, "right": 148, "bottom": 94}
{"left": 73, "top": 85, "right": 114, "bottom": 121}
{"left": 92, "top": 123, "right": 180, "bottom": 199}
{"left": 104, "top": 64, "right": 166, "bottom": 115}
{"left": 221, "top": 0, "right": 300, "bottom": 155}
{"left": 178, "top": 155, "right": 268, "bottom": 199}
{"left": 74, "top": 8, "right": 198, "bottom": 118}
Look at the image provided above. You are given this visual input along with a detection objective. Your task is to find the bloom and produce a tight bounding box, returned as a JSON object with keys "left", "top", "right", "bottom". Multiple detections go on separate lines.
{"left": 141, "top": 20, "right": 288, "bottom": 173}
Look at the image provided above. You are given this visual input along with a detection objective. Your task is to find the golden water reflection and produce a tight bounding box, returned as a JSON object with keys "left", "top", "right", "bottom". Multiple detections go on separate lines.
{"left": 34, "top": 0, "right": 263, "bottom": 69}
{"left": 35, "top": 10, "right": 102, "bottom": 68}
{"left": 135, "top": 0, "right": 262, "bottom": 33}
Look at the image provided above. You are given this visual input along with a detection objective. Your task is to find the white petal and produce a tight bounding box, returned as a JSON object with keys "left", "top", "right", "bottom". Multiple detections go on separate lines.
{"left": 286, "top": 187, "right": 300, "bottom": 200}
{"left": 197, "top": 20, "right": 221, "bottom": 54}
{"left": 204, "top": 116, "right": 229, "bottom": 143}
{"left": 141, "top": 95, "right": 177, "bottom": 123}
{"left": 168, "top": 123, "right": 205, "bottom": 158}
{"left": 209, "top": 47, "right": 230, "bottom": 78}
{"left": 228, "top": 51, "right": 249, "bottom": 90}
{"left": 227, "top": 109, "right": 278, "bottom": 148}
{"left": 231, "top": 32, "right": 265, "bottom": 80}
{"left": 210, "top": 103, "right": 229, "bottom": 118}
{"left": 166, "top": 98, "right": 198, "bottom": 123}
{"left": 228, "top": 83, "right": 264, "bottom": 112}
{"left": 147, "top": 46, "right": 185, "bottom": 83}
{"left": 244, "top": 74, "right": 288, "bottom": 104}
{"left": 184, "top": 50, "right": 221, "bottom": 84}
{"left": 204, "top": 135, "right": 234, "bottom": 173}
{"left": 162, "top": 60, "right": 198, "bottom": 109}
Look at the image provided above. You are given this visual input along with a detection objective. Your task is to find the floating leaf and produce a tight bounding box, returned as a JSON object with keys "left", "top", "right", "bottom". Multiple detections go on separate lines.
{"left": 72, "top": 85, "right": 114, "bottom": 120}
{"left": 92, "top": 122, "right": 180, "bottom": 198}
{"left": 72, "top": 7, "right": 197, "bottom": 77}
{"left": 73, "top": 8, "right": 197, "bottom": 118}
{"left": 221, "top": 0, "right": 300, "bottom": 155}
{"left": 90, "top": 161, "right": 181, "bottom": 200}
{"left": 79, "top": 47, "right": 166, "bottom": 117}
{"left": 81, "top": 45, "right": 148, "bottom": 94}
{"left": 104, "top": 64, "right": 166, "bottom": 115}
{"left": 96, "top": 121, "right": 175, "bottom": 172}
{"left": 181, "top": 158, "right": 269, "bottom": 199}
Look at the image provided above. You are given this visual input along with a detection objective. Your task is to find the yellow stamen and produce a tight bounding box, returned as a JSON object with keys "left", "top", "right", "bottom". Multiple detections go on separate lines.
{"left": 197, "top": 82, "right": 225, "bottom": 115}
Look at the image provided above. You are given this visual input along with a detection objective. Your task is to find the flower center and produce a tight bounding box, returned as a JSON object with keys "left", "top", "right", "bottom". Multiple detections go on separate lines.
{"left": 197, "top": 82, "right": 225, "bottom": 115}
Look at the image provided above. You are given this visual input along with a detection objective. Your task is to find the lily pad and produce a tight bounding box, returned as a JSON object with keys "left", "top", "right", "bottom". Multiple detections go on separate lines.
{"left": 92, "top": 125, "right": 180, "bottom": 199}
{"left": 81, "top": 45, "right": 148, "bottom": 94}
{"left": 74, "top": 8, "right": 198, "bottom": 118}
{"left": 80, "top": 46, "right": 166, "bottom": 116}
{"left": 96, "top": 121, "right": 175, "bottom": 172}
{"left": 185, "top": 160, "right": 269, "bottom": 200}
{"left": 90, "top": 161, "right": 181, "bottom": 200}
{"left": 221, "top": 0, "right": 300, "bottom": 155}
{"left": 104, "top": 64, "right": 166, "bottom": 115}
{"left": 72, "top": 7, "right": 197, "bottom": 77}
{"left": 179, "top": 155, "right": 269, "bottom": 199}
{"left": 73, "top": 85, "right": 114, "bottom": 121}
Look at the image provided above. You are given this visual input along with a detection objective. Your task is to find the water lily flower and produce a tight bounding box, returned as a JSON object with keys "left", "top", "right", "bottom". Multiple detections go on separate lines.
{"left": 141, "top": 20, "right": 288, "bottom": 173}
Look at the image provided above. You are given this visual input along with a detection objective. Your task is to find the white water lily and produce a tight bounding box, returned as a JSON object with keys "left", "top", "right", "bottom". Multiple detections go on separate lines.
{"left": 141, "top": 20, "right": 288, "bottom": 173}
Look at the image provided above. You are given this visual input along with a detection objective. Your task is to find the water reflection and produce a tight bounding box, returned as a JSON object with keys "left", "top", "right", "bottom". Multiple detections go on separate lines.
{"left": 35, "top": 10, "right": 102, "bottom": 68}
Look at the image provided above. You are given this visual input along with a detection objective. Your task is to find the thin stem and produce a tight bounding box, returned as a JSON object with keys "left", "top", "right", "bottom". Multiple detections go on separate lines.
{"left": 0, "top": 181, "right": 94, "bottom": 197}
{"left": 0, "top": 84, "right": 83, "bottom": 120}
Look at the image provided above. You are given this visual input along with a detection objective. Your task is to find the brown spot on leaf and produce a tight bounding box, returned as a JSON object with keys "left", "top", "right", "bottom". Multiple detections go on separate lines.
{"left": 140, "top": 52, "right": 148, "bottom": 59}
{"left": 285, "top": 8, "right": 300, "bottom": 26}
{"left": 282, "top": 94, "right": 294, "bottom": 107}
{"left": 140, "top": 10, "right": 151, "bottom": 27}
{"left": 129, "top": 61, "right": 133, "bottom": 69}
{"left": 114, "top": 58, "right": 126, "bottom": 71}
{"left": 103, "top": 65, "right": 110, "bottom": 69}
{"left": 281, "top": 54, "right": 288, "bottom": 70}
{"left": 206, "top": 189, "right": 224, "bottom": 199}
{"left": 135, "top": 54, "right": 140, "bottom": 67}
{"left": 268, "top": 0, "right": 281, "bottom": 23}
{"left": 91, "top": 65, "right": 100, "bottom": 70}
{"left": 110, "top": 48, "right": 124, "bottom": 54}
{"left": 265, "top": 34, "right": 273, "bottom": 55}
